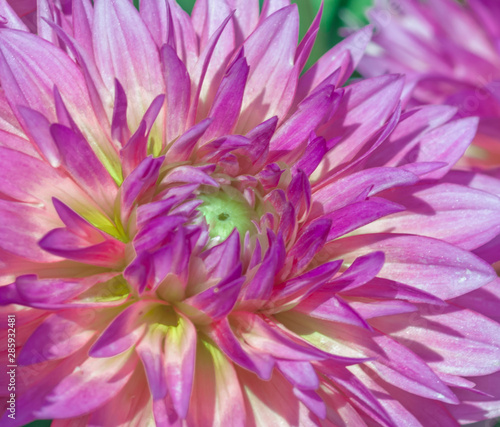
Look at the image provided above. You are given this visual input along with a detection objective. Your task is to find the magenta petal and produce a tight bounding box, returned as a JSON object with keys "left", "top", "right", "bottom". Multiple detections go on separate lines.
{"left": 235, "top": 312, "right": 327, "bottom": 361}
{"left": 162, "top": 165, "right": 218, "bottom": 187}
{"left": 294, "top": 2, "right": 322, "bottom": 72}
{"left": 319, "top": 363, "right": 395, "bottom": 427}
{"left": 341, "top": 277, "right": 447, "bottom": 306}
{"left": 293, "top": 388, "right": 326, "bottom": 419}
{"left": 328, "top": 251, "right": 385, "bottom": 292}
{"left": 50, "top": 124, "right": 117, "bottom": 207}
{"left": 288, "top": 218, "right": 332, "bottom": 272}
{"left": 93, "top": 0, "right": 164, "bottom": 132}
{"left": 322, "top": 234, "right": 496, "bottom": 299}
{"left": 294, "top": 292, "right": 372, "bottom": 330}
{"left": 72, "top": 0, "right": 95, "bottom": 59}
{"left": 364, "top": 183, "right": 500, "bottom": 250}
{"left": 165, "top": 118, "right": 212, "bottom": 162}
{"left": 17, "top": 106, "right": 60, "bottom": 167}
{"left": 89, "top": 302, "right": 150, "bottom": 358}
{"left": 297, "top": 25, "right": 373, "bottom": 99}
{"left": 0, "top": 199, "right": 59, "bottom": 262}
{"left": 164, "top": 312, "right": 197, "bottom": 418}
{"left": 141, "top": 0, "right": 175, "bottom": 48}
{"left": 201, "top": 229, "right": 241, "bottom": 279}
{"left": 111, "top": 79, "right": 130, "bottom": 144}
{"left": 210, "top": 318, "right": 274, "bottom": 380}
{"left": 271, "top": 261, "right": 342, "bottom": 306}
{"left": 237, "top": 5, "right": 298, "bottom": 132}
{"left": 320, "top": 75, "right": 404, "bottom": 175}
{"left": 365, "top": 105, "right": 458, "bottom": 168}
{"left": 202, "top": 56, "right": 249, "bottom": 141}
{"left": 121, "top": 155, "right": 164, "bottom": 220}
{"left": 276, "top": 360, "right": 319, "bottom": 390}
{"left": 292, "top": 134, "right": 327, "bottom": 177}
{"left": 136, "top": 184, "right": 198, "bottom": 227}
{"left": 372, "top": 307, "right": 500, "bottom": 377}
{"left": 451, "top": 278, "right": 500, "bottom": 323}
{"left": 161, "top": 44, "right": 191, "bottom": 143}
{"left": 39, "top": 199, "right": 124, "bottom": 267}
{"left": 325, "top": 198, "right": 405, "bottom": 241}
{"left": 237, "top": 116, "right": 276, "bottom": 173}
{"left": 11, "top": 275, "right": 87, "bottom": 306}
{"left": 260, "top": 0, "right": 290, "bottom": 19}
{"left": 123, "top": 251, "right": 155, "bottom": 294}
{"left": 242, "top": 242, "right": 280, "bottom": 302}
{"left": 136, "top": 326, "right": 168, "bottom": 399}
{"left": 188, "top": 11, "right": 234, "bottom": 126}
{"left": 286, "top": 170, "right": 312, "bottom": 220}
{"left": 185, "top": 268, "right": 245, "bottom": 320}
{"left": 402, "top": 117, "right": 479, "bottom": 179}
{"left": 36, "top": 351, "right": 138, "bottom": 419}
{"left": 348, "top": 300, "right": 417, "bottom": 319}
{"left": 0, "top": 0, "right": 29, "bottom": 31}
{"left": 0, "top": 145, "right": 65, "bottom": 204}
{"left": 270, "top": 85, "right": 339, "bottom": 161}
{"left": 18, "top": 311, "right": 96, "bottom": 365}
{"left": 312, "top": 167, "right": 419, "bottom": 215}
{"left": 133, "top": 215, "right": 186, "bottom": 253}
{"left": 153, "top": 397, "right": 180, "bottom": 427}
{"left": 0, "top": 27, "right": 118, "bottom": 176}
{"left": 369, "top": 334, "right": 459, "bottom": 404}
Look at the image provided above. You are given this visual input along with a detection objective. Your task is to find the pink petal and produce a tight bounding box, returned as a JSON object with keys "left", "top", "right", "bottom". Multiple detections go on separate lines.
{"left": 17, "top": 106, "right": 60, "bottom": 167}
{"left": 141, "top": 0, "right": 174, "bottom": 48}
{"left": 185, "top": 270, "right": 245, "bottom": 320}
{"left": 276, "top": 360, "right": 319, "bottom": 390}
{"left": 318, "top": 75, "right": 404, "bottom": 178}
{"left": 270, "top": 85, "right": 340, "bottom": 162}
{"left": 187, "top": 338, "right": 246, "bottom": 426}
{"left": 325, "top": 198, "right": 405, "bottom": 241}
{"left": 164, "top": 312, "right": 197, "bottom": 418}
{"left": 89, "top": 302, "right": 150, "bottom": 358}
{"left": 320, "top": 234, "right": 496, "bottom": 299}
{"left": 372, "top": 306, "right": 500, "bottom": 377}
{"left": 0, "top": 0, "right": 29, "bottom": 31}
{"left": 50, "top": 125, "right": 117, "bottom": 209}
{"left": 237, "top": 5, "right": 299, "bottom": 133}
{"left": 35, "top": 351, "right": 138, "bottom": 419}
{"left": 362, "top": 183, "right": 500, "bottom": 250}
{"left": 18, "top": 310, "right": 97, "bottom": 365}
{"left": 0, "top": 28, "right": 119, "bottom": 179}
{"left": 161, "top": 44, "right": 192, "bottom": 143}
{"left": 93, "top": 0, "right": 164, "bottom": 134}
{"left": 210, "top": 317, "right": 274, "bottom": 380}
{"left": 0, "top": 200, "right": 59, "bottom": 262}
{"left": 311, "top": 167, "right": 419, "bottom": 216}
{"left": 297, "top": 25, "right": 373, "bottom": 101}
{"left": 202, "top": 56, "right": 249, "bottom": 141}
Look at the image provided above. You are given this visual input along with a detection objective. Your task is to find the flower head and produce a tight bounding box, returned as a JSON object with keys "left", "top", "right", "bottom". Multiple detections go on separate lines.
{"left": 1, "top": 1, "right": 500, "bottom": 426}
{"left": 359, "top": 0, "right": 500, "bottom": 169}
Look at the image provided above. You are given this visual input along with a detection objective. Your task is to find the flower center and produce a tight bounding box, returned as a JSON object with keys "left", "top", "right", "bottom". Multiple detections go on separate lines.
{"left": 197, "top": 186, "right": 257, "bottom": 241}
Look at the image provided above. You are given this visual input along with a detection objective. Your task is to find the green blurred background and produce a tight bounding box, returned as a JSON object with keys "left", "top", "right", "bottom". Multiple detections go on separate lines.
{"left": 20, "top": 1, "right": 500, "bottom": 427}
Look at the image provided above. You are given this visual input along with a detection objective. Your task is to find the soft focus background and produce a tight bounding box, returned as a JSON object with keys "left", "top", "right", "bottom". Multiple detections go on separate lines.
{"left": 20, "top": 0, "right": 500, "bottom": 426}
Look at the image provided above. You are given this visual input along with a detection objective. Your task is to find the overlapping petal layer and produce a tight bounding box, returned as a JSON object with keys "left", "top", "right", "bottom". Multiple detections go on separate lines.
{"left": 0, "top": 1, "right": 499, "bottom": 426}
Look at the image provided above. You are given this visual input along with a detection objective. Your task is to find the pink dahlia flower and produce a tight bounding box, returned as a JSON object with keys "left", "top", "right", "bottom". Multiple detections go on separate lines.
{"left": 359, "top": 0, "right": 500, "bottom": 169}
{"left": 1, "top": 0, "right": 500, "bottom": 426}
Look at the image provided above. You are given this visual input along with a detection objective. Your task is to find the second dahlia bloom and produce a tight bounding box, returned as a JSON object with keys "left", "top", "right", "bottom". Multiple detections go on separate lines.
{"left": 1, "top": 0, "right": 500, "bottom": 425}
{"left": 359, "top": 0, "right": 500, "bottom": 169}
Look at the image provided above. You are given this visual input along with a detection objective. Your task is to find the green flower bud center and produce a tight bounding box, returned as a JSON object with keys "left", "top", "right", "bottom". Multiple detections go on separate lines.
{"left": 197, "top": 187, "right": 257, "bottom": 241}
